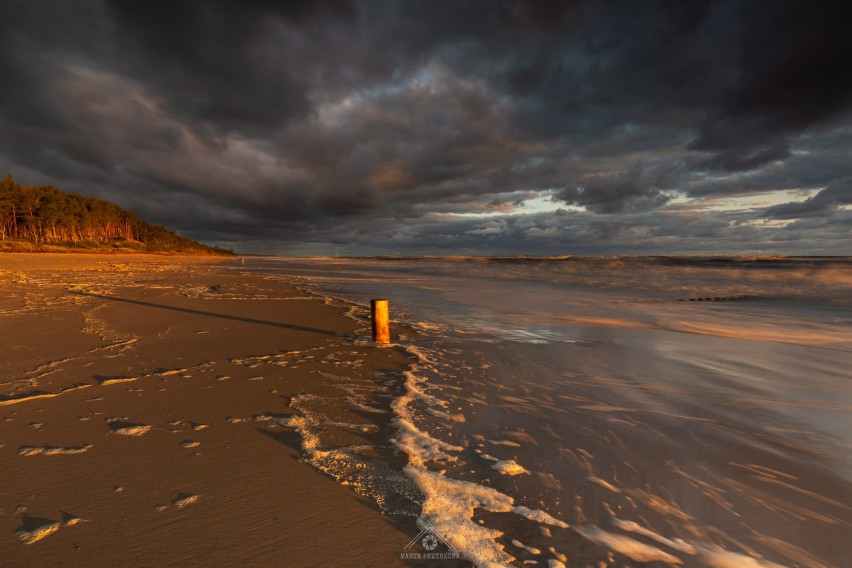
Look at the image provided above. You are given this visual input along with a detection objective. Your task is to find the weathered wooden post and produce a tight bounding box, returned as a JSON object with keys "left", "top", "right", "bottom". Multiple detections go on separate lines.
{"left": 371, "top": 299, "right": 390, "bottom": 344}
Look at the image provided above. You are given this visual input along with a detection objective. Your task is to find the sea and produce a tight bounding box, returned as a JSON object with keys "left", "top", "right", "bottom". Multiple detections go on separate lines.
{"left": 237, "top": 256, "right": 852, "bottom": 568}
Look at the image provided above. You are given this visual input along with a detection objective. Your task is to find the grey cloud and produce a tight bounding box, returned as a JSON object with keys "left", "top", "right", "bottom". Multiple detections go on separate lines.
{"left": 693, "top": 138, "right": 791, "bottom": 172}
{"left": 765, "top": 178, "right": 852, "bottom": 219}
{"left": 557, "top": 165, "right": 678, "bottom": 214}
{"left": 267, "top": 206, "right": 841, "bottom": 256}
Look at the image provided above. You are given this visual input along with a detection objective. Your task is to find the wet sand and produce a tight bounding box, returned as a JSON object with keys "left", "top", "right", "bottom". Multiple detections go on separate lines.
{"left": 0, "top": 254, "right": 419, "bottom": 567}
{"left": 265, "top": 256, "right": 852, "bottom": 567}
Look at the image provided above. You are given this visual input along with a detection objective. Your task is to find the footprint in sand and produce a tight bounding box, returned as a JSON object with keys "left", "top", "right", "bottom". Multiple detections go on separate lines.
{"left": 18, "top": 444, "right": 93, "bottom": 456}
{"left": 95, "top": 375, "right": 138, "bottom": 386}
{"left": 60, "top": 512, "right": 86, "bottom": 526}
{"left": 15, "top": 512, "right": 85, "bottom": 545}
{"left": 180, "top": 440, "right": 200, "bottom": 449}
{"left": 155, "top": 493, "right": 200, "bottom": 512}
{"left": 173, "top": 493, "right": 200, "bottom": 508}
{"left": 106, "top": 418, "right": 152, "bottom": 436}
{"left": 16, "top": 516, "right": 61, "bottom": 544}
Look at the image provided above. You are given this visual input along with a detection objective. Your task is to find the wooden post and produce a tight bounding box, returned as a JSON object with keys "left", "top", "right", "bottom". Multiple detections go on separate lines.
{"left": 371, "top": 299, "right": 390, "bottom": 344}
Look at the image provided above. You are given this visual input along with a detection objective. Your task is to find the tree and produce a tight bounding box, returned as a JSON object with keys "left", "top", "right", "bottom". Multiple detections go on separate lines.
{"left": 0, "top": 174, "right": 233, "bottom": 255}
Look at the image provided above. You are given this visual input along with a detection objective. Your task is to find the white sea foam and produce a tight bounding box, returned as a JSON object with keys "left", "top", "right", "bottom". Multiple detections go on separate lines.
{"left": 609, "top": 518, "right": 789, "bottom": 567}
{"left": 511, "top": 506, "right": 569, "bottom": 529}
{"left": 390, "top": 367, "right": 464, "bottom": 467}
{"left": 690, "top": 545, "right": 789, "bottom": 568}
{"left": 611, "top": 518, "right": 695, "bottom": 553}
{"left": 392, "top": 344, "right": 573, "bottom": 567}
{"left": 511, "top": 539, "right": 541, "bottom": 555}
{"left": 573, "top": 525, "right": 683, "bottom": 564}
{"left": 491, "top": 460, "right": 530, "bottom": 476}
{"left": 489, "top": 439, "right": 522, "bottom": 447}
{"left": 424, "top": 407, "right": 466, "bottom": 422}
{"left": 405, "top": 466, "right": 516, "bottom": 566}
{"left": 588, "top": 475, "right": 621, "bottom": 493}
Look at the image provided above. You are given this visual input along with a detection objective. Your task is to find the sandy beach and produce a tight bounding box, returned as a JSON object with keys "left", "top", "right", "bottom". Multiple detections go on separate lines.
{"left": 0, "top": 254, "right": 420, "bottom": 567}
{"left": 3, "top": 253, "right": 850, "bottom": 568}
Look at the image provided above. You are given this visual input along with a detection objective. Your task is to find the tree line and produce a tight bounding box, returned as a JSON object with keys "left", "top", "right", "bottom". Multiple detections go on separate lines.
{"left": 0, "top": 175, "right": 232, "bottom": 254}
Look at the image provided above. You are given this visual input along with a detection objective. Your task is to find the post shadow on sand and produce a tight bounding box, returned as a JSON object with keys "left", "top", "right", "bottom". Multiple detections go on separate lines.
{"left": 67, "top": 290, "right": 344, "bottom": 338}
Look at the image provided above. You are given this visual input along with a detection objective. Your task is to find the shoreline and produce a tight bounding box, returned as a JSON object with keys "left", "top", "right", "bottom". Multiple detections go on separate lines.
{"left": 0, "top": 245, "right": 234, "bottom": 256}
{"left": 251, "top": 256, "right": 852, "bottom": 568}
{"left": 0, "top": 254, "right": 422, "bottom": 566}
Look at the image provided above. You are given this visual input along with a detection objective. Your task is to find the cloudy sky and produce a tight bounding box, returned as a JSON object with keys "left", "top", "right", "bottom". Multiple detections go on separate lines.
{"left": 2, "top": 1, "right": 850, "bottom": 255}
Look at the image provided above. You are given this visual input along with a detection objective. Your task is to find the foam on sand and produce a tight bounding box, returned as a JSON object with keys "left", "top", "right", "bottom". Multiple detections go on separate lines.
{"left": 267, "top": 394, "right": 422, "bottom": 516}
{"left": 404, "top": 466, "right": 516, "bottom": 566}
{"left": 608, "top": 518, "right": 789, "bottom": 567}
{"left": 511, "top": 539, "right": 541, "bottom": 555}
{"left": 587, "top": 475, "right": 621, "bottom": 493}
{"left": 510, "top": 506, "right": 569, "bottom": 529}
{"left": 393, "top": 345, "right": 570, "bottom": 567}
{"left": 610, "top": 518, "right": 695, "bottom": 554}
{"left": 405, "top": 466, "right": 570, "bottom": 567}
{"left": 491, "top": 460, "right": 530, "bottom": 476}
{"left": 573, "top": 525, "right": 683, "bottom": 564}
{"left": 488, "top": 439, "right": 522, "bottom": 447}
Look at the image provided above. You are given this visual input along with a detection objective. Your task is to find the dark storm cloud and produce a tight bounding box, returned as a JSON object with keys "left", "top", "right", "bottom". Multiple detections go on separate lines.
{"left": 1, "top": 0, "right": 850, "bottom": 254}
{"left": 102, "top": 0, "right": 356, "bottom": 132}
{"left": 689, "top": 1, "right": 852, "bottom": 171}
{"left": 557, "top": 164, "right": 682, "bottom": 214}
